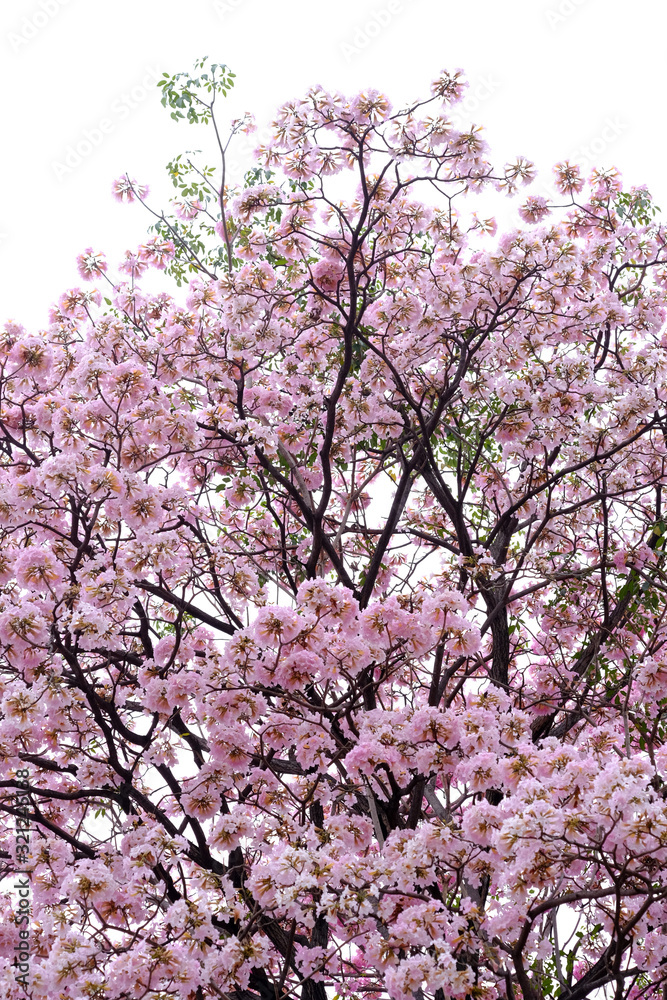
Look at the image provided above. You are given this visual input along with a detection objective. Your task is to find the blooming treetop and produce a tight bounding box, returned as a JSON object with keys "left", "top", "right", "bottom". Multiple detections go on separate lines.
{"left": 2, "top": 57, "right": 667, "bottom": 1000}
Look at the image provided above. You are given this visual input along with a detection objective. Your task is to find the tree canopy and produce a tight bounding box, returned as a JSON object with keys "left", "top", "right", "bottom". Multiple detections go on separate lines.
{"left": 2, "top": 59, "right": 667, "bottom": 1000}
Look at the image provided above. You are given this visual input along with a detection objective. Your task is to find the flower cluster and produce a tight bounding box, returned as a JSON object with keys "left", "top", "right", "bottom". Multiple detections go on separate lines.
{"left": 1, "top": 67, "right": 667, "bottom": 1000}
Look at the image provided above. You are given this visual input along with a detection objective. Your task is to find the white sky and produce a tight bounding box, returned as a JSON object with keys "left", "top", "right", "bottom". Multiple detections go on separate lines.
{"left": 2, "top": 0, "right": 666, "bottom": 328}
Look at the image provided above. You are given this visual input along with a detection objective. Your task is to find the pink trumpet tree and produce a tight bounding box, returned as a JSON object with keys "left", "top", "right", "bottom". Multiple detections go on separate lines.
{"left": 2, "top": 58, "right": 667, "bottom": 1000}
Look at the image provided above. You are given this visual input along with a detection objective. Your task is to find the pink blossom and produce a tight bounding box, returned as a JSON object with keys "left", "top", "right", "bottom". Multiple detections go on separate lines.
{"left": 111, "top": 174, "right": 149, "bottom": 202}
{"left": 76, "top": 248, "right": 108, "bottom": 281}
{"left": 0, "top": 64, "right": 665, "bottom": 1000}
{"left": 137, "top": 236, "right": 175, "bottom": 270}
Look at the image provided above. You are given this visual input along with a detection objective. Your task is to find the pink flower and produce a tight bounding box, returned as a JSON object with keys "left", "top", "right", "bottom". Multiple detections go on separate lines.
{"left": 14, "top": 547, "right": 61, "bottom": 591}
{"left": 431, "top": 68, "right": 467, "bottom": 104}
{"left": 138, "top": 237, "right": 175, "bottom": 270}
{"left": 253, "top": 606, "right": 304, "bottom": 646}
{"left": 76, "top": 248, "right": 108, "bottom": 281}
{"left": 118, "top": 249, "right": 149, "bottom": 278}
{"left": 112, "top": 175, "right": 149, "bottom": 203}
{"left": 181, "top": 787, "right": 222, "bottom": 819}
{"left": 445, "top": 627, "right": 482, "bottom": 656}
{"left": 518, "top": 196, "right": 550, "bottom": 224}
{"left": 174, "top": 198, "right": 205, "bottom": 220}
{"left": 553, "top": 160, "right": 584, "bottom": 195}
